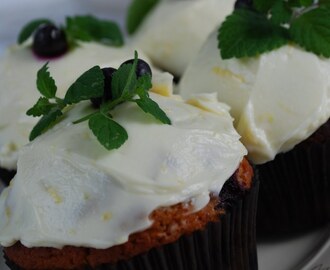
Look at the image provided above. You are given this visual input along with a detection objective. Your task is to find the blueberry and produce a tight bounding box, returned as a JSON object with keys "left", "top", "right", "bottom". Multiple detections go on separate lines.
{"left": 33, "top": 24, "right": 68, "bottom": 57}
{"left": 120, "top": 58, "right": 152, "bottom": 78}
{"left": 234, "top": 0, "right": 253, "bottom": 10}
{"left": 90, "top": 67, "right": 117, "bottom": 108}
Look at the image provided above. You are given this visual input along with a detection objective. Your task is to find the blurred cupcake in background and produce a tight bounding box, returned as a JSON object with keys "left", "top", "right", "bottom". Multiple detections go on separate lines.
{"left": 179, "top": 0, "right": 330, "bottom": 236}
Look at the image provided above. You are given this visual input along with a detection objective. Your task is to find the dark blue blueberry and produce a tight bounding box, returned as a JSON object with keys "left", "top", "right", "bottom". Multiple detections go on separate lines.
{"left": 120, "top": 58, "right": 152, "bottom": 78}
{"left": 33, "top": 24, "right": 68, "bottom": 57}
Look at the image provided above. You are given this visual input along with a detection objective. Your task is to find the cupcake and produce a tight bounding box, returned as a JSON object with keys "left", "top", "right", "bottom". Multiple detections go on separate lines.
{"left": 0, "top": 15, "right": 149, "bottom": 185}
{"left": 179, "top": 3, "right": 330, "bottom": 235}
{"left": 0, "top": 58, "right": 258, "bottom": 269}
{"left": 129, "top": 0, "right": 235, "bottom": 77}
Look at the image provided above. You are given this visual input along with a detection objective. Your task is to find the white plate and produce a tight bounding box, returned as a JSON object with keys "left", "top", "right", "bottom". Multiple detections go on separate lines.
{"left": 0, "top": 0, "right": 330, "bottom": 269}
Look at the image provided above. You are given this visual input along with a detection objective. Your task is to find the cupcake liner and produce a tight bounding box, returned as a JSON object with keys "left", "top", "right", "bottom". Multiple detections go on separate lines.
{"left": 90, "top": 176, "right": 259, "bottom": 270}
{"left": 256, "top": 138, "right": 330, "bottom": 237}
{"left": 4, "top": 176, "right": 259, "bottom": 270}
{"left": 0, "top": 168, "right": 16, "bottom": 186}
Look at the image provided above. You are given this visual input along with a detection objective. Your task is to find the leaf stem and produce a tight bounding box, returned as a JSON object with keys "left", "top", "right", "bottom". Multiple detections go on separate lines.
{"left": 72, "top": 111, "right": 98, "bottom": 124}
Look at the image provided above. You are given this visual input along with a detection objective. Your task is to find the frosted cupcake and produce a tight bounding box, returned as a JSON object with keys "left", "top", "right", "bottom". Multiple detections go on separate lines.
{"left": 179, "top": 1, "right": 330, "bottom": 235}
{"left": 128, "top": 0, "right": 235, "bottom": 77}
{"left": 0, "top": 56, "right": 258, "bottom": 269}
{"left": 0, "top": 15, "right": 149, "bottom": 184}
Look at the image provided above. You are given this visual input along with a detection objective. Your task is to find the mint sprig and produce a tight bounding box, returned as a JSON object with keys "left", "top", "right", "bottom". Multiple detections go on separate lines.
{"left": 219, "top": 0, "right": 330, "bottom": 59}
{"left": 27, "top": 51, "right": 171, "bottom": 150}
{"left": 126, "top": 0, "right": 160, "bottom": 35}
{"left": 18, "top": 15, "right": 123, "bottom": 47}
{"left": 17, "top": 19, "right": 53, "bottom": 44}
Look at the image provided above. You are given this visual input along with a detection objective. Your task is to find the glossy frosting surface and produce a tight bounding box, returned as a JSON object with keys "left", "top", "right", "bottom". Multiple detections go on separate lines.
{"left": 0, "top": 43, "right": 149, "bottom": 170}
{"left": 131, "top": 0, "right": 235, "bottom": 76}
{"left": 180, "top": 31, "right": 330, "bottom": 163}
{"left": 0, "top": 77, "right": 246, "bottom": 248}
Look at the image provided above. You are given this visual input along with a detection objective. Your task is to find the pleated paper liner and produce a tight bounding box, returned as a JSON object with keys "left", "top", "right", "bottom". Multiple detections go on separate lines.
{"left": 257, "top": 130, "right": 330, "bottom": 237}
{"left": 4, "top": 174, "right": 259, "bottom": 270}
{"left": 0, "top": 168, "right": 16, "bottom": 186}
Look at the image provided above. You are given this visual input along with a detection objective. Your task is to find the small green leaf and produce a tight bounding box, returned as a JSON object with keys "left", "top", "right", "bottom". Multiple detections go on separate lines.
{"left": 37, "top": 62, "right": 57, "bottom": 98}
{"left": 88, "top": 113, "right": 128, "bottom": 150}
{"left": 111, "top": 53, "right": 138, "bottom": 100}
{"left": 26, "top": 97, "right": 56, "bottom": 117}
{"left": 253, "top": 0, "right": 277, "bottom": 13}
{"left": 270, "top": 1, "right": 292, "bottom": 25}
{"left": 65, "top": 15, "right": 123, "bottom": 47}
{"left": 17, "top": 19, "right": 53, "bottom": 44}
{"left": 136, "top": 74, "right": 152, "bottom": 96}
{"left": 135, "top": 96, "right": 171, "bottom": 125}
{"left": 290, "top": 8, "right": 330, "bottom": 57}
{"left": 126, "top": 0, "right": 160, "bottom": 35}
{"left": 218, "top": 9, "right": 289, "bottom": 59}
{"left": 29, "top": 109, "right": 63, "bottom": 141}
{"left": 64, "top": 66, "right": 104, "bottom": 104}
{"left": 299, "top": 0, "right": 313, "bottom": 6}
{"left": 319, "top": 0, "right": 330, "bottom": 8}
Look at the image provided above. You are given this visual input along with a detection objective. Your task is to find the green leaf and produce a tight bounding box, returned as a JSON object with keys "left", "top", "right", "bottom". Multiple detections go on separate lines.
{"left": 218, "top": 9, "right": 289, "bottom": 59}
{"left": 26, "top": 97, "right": 56, "bottom": 117}
{"left": 319, "top": 0, "right": 330, "bottom": 8}
{"left": 270, "top": 1, "right": 292, "bottom": 25}
{"left": 17, "top": 18, "right": 53, "bottom": 44}
{"left": 29, "top": 109, "right": 63, "bottom": 141}
{"left": 253, "top": 0, "right": 277, "bottom": 13}
{"left": 290, "top": 8, "right": 330, "bottom": 57}
{"left": 135, "top": 96, "right": 171, "bottom": 125}
{"left": 65, "top": 15, "right": 123, "bottom": 47}
{"left": 88, "top": 113, "right": 128, "bottom": 150}
{"left": 111, "top": 53, "right": 138, "bottom": 100}
{"left": 299, "top": 0, "right": 313, "bottom": 6}
{"left": 136, "top": 74, "right": 152, "bottom": 96}
{"left": 37, "top": 62, "right": 57, "bottom": 98}
{"left": 64, "top": 66, "right": 104, "bottom": 104}
{"left": 126, "top": 0, "right": 160, "bottom": 35}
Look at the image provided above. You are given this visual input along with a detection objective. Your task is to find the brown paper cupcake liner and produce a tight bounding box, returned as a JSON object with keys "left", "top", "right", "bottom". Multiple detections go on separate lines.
{"left": 90, "top": 176, "right": 259, "bottom": 270}
{"left": 256, "top": 138, "right": 330, "bottom": 237}
{"left": 4, "top": 173, "right": 259, "bottom": 270}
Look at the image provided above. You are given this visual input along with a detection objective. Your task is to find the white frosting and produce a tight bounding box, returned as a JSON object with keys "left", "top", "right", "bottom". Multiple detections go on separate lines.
{"left": 0, "top": 79, "right": 246, "bottom": 248}
{"left": 179, "top": 30, "right": 330, "bottom": 164}
{"left": 131, "top": 0, "right": 235, "bottom": 76}
{"left": 0, "top": 42, "right": 150, "bottom": 170}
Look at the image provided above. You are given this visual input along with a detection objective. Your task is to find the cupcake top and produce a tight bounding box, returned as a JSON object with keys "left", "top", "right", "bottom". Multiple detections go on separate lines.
{"left": 0, "top": 41, "right": 151, "bottom": 170}
{"left": 179, "top": 3, "right": 330, "bottom": 164}
{"left": 130, "top": 0, "right": 235, "bottom": 77}
{"left": 0, "top": 69, "right": 246, "bottom": 249}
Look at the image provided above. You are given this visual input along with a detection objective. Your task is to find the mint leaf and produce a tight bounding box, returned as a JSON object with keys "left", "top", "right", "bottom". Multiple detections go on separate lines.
{"left": 65, "top": 15, "right": 123, "bottom": 47}
{"left": 126, "top": 0, "right": 160, "bottom": 35}
{"left": 136, "top": 74, "right": 152, "bottom": 95}
{"left": 300, "top": 0, "right": 313, "bottom": 6}
{"left": 64, "top": 66, "right": 104, "bottom": 104}
{"left": 135, "top": 96, "right": 171, "bottom": 125}
{"left": 290, "top": 8, "right": 330, "bottom": 57}
{"left": 17, "top": 19, "right": 53, "bottom": 44}
{"left": 270, "top": 1, "right": 292, "bottom": 25}
{"left": 253, "top": 0, "right": 277, "bottom": 13}
{"left": 319, "top": 0, "right": 330, "bottom": 8}
{"left": 37, "top": 62, "right": 57, "bottom": 98}
{"left": 111, "top": 55, "right": 138, "bottom": 100}
{"left": 29, "top": 109, "right": 63, "bottom": 141}
{"left": 26, "top": 97, "right": 56, "bottom": 117}
{"left": 218, "top": 9, "right": 289, "bottom": 59}
{"left": 88, "top": 113, "right": 128, "bottom": 150}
